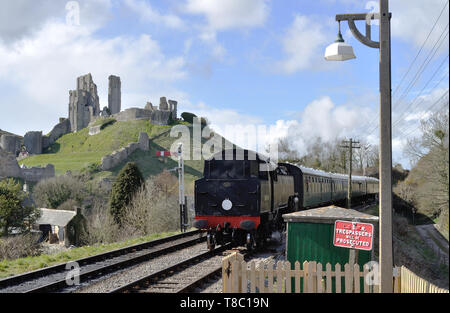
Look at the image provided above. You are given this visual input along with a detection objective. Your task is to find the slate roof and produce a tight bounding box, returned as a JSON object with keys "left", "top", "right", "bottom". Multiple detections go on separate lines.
{"left": 36, "top": 208, "right": 76, "bottom": 227}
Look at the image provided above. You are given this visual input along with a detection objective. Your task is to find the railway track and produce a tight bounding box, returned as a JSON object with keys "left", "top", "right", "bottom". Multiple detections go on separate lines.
{"left": 0, "top": 230, "right": 204, "bottom": 293}
{"left": 109, "top": 244, "right": 240, "bottom": 293}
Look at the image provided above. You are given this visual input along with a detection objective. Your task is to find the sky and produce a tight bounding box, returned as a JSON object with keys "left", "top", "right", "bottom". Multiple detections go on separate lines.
{"left": 0, "top": 0, "right": 448, "bottom": 169}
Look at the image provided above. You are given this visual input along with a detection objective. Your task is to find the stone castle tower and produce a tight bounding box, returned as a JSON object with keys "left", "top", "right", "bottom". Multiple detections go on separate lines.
{"left": 108, "top": 75, "right": 121, "bottom": 115}
{"left": 68, "top": 73, "right": 100, "bottom": 132}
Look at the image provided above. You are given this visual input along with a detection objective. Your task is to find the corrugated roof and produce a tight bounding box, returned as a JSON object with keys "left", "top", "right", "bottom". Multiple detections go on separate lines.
{"left": 283, "top": 205, "right": 379, "bottom": 224}
{"left": 36, "top": 208, "right": 76, "bottom": 227}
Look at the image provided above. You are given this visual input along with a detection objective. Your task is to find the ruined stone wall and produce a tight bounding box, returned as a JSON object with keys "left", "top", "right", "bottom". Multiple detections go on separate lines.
{"left": 42, "top": 118, "right": 71, "bottom": 150}
{"left": 24, "top": 131, "right": 42, "bottom": 155}
{"left": 0, "top": 149, "right": 22, "bottom": 179}
{"left": 21, "top": 164, "right": 55, "bottom": 182}
{"left": 108, "top": 75, "right": 121, "bottom": 115}
{"left": 159, "top": 97, "right": 169, "bottom": 110}
{"left": 168, "top": 100, "right": 178, "bottom": 120}
{"left": 101, "top": 132, "right": 149, "bottom": 170}
{"left": 0, "top": 135, "right": 21, "bottom": 156}
{"left": 112, "top": 108, "right": 172, "bottom": 125}
{"left": 113, "top": 108, "right": 153, "bottom": 122}
{"left": 150, "top": 110, "right": 172, "bottom": 125}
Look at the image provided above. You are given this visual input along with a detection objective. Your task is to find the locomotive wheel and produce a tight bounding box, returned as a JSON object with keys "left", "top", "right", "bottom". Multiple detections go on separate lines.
{"left": 207, "top": 233, "right": 216, "bottom": 251}
{"left": 246, "top": 232, "right": 256, "bottom": 252}
{"left": 255, "top": 227, "right": 266, "bottom": 249}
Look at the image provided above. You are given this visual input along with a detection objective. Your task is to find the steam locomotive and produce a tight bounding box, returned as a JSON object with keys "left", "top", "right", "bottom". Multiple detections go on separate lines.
{"left": 193, "top": 149, "right": 378, "bottom": 250}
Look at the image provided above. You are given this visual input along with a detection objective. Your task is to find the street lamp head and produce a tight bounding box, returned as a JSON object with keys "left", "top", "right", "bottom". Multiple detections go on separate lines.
{"left": 324, "top": 26, "right": 356, "bottom": 61}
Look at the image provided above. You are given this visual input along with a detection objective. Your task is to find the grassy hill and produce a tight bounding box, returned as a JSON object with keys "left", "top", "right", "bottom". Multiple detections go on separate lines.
{"left": 18, "top": 118, "right": 234, "bottom": 195}
{"left": 19, "top": 119, "right": 169, "bottom": 173}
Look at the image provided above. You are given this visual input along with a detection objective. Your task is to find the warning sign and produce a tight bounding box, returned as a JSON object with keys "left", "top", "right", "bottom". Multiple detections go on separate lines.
{"left": 333, "top": 220, "right": 374, "bottom": 251}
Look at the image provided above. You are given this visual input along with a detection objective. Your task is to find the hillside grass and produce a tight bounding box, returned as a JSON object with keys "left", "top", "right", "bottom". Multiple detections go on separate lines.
{"left": 16, "top": 118, "right": 213, "bottom": 194}
{"left": 0, "top": 230, "right": 188, "bottom": 279}
{"left": 18, "top": 119, "right": 177, "bottom": 175}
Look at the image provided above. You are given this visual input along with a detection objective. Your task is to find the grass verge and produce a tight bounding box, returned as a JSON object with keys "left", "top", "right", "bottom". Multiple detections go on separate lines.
{"left": 0, "top": 230, "right": 188, "bottom": 279}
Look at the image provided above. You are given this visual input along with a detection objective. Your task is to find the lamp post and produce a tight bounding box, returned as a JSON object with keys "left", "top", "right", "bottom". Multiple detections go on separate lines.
{"left": 325, "top": 0, "right": 393, "bottom": 292}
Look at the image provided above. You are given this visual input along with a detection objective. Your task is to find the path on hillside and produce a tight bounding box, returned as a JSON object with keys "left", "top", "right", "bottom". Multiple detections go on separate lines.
{"left": 415, "top": 224, "right": 449, "bottom": 265}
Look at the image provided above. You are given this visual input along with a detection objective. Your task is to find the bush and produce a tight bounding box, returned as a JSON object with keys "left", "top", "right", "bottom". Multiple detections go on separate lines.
{"left": 0, "top": 233, "right": 41, "bottom": 260}
{"left": 109, "top": 162, "right": 144, "bottom": 225}
{"left": 32, "top": 175, "right": 86, "bottom": 209}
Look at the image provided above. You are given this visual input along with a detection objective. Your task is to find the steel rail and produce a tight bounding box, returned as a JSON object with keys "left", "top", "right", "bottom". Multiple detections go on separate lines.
{"left": 109, "top": 243, "right": 233, "bottom": 293}
{"left": 24, "top": 234, "right": 206, "bottom": 293}
{"left": 0, "top": 230, "right": 201, "bottom": 291}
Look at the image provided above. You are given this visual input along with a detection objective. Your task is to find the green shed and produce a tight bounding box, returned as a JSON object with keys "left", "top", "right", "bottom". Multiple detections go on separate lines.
{"left": 282, "top": 205, "right": 379, "bottom": 292}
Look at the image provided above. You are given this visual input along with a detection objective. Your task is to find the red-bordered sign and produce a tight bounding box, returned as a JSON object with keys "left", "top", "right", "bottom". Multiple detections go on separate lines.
{"left": 333, "top": 220, "right": 374, "bottom": 251}
{"left": 156, "top": 151, "right": 172, "bottom": 157}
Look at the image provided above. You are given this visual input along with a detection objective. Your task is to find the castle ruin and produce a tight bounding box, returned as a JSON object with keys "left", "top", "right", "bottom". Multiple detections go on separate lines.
{"left": 108, "top": 75, "right": 121, "bottom": 115}
{"left": 68, "top": 73, "right": 101, "bottom": 132}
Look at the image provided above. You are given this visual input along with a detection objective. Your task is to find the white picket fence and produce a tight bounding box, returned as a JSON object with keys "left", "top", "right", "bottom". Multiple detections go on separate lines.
{"left": 222, "top": 252, "right": 448, "bottom": 293}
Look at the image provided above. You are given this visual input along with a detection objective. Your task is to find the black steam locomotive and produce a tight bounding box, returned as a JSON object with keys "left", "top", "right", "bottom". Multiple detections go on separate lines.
{"left": 193, "top": 149, "right": 378, "bottom": 250}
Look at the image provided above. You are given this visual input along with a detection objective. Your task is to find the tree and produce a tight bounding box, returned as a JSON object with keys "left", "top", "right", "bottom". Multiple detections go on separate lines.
{"left": 402, "top": 110, "right": 449, "bottom": 225}
{"left": 181, "top": 112, "right": 197, "bottom": 124}
{"left": 109, "top": 162, "right": 144, "bottom": 225}
{"left": 0, "top": 178, "right": 40, "bottom": 236}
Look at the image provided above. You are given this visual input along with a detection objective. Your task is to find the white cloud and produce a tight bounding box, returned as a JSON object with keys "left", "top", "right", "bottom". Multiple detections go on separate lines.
{"left": 183, "top": 0, "right": 270, "bottom": 60}
{"left": 0, "top": 20, "right": 187, "bottom": 136}
{"left": 0, "top": 0, "right": 112, "bottom": 44}
{"left": 275, "top": 14, "right": 335, "bottom": 74}
{"left": 391, "top": 0, "right": 449, "bottom": 52}
{"left": 181, "top": 95, "right": 375, "bottom": 159}
{"left": 123, "top": 0, "right": 185, "bottom": 29}
{"left": 275, "top": 96, "right": 375, "bottom": 156}
{"left": 184, "top": 0, "right": 269, "bottom": 31}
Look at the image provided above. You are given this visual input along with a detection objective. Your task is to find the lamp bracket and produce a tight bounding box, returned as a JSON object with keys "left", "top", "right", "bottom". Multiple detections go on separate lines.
{"left": 335, "top": 13, "right": 391, "bottom": 49}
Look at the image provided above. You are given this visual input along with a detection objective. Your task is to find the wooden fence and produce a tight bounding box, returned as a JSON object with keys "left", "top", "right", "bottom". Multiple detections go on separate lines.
{"left": 222, "top": 252, "right": 448, "bottom": 293}
{"left": 400, "top": 266, "right": 448, "bottom": 293}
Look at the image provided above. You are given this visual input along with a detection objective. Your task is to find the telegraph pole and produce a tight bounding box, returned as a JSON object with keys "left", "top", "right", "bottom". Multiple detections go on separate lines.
{"left": 329, "top": 0, "right": 393, "bottom": 293}
{"left": 341, "top": 138, "right": 360, "bottom": 209}
{"left": 378, "top": 0, "right": 393, "bottom": 293}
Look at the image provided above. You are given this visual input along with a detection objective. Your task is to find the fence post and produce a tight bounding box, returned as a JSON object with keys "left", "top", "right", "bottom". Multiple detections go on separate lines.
{"left": 250, "top": 261, "right": 256, "bottom": 293}
{"left": 335, "top": 263, "right": 342, "bottom": 293}
{"left": 295, "top": 261, "right": 301, "bottom": 293}
{"left": 317, "top": 263, "right": 323, "bottom": 293}
{"left": 241, "top": 260, "right": 247, "bottom": 293}
{"left": 276, "top": 261, "right": 283, "bottom": 293}
{"left": 232, "top": 259, "right": 239, "bottom": 293}
{"left": 363, "top": 263, "right": 370, "bottom": 293}
{"left": 326, "top": 263, "right": 332, "bottom": 293}
{"left": 258, "top": 261, "right": 265, "bottom": 293}
{"left": 268, "top": 260, "right": 274, "bottom": 293}
{"left": 303, "top": 261, "right": 309, "bottom": 292}
{"left": 353, "top": 263, "right": 360, "bottom": 293}
{"left": 285, "top": 261, "right": 291, "bottom": 293}
{"left": 344, "top": 263, "right": 352, "bottom": 293}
